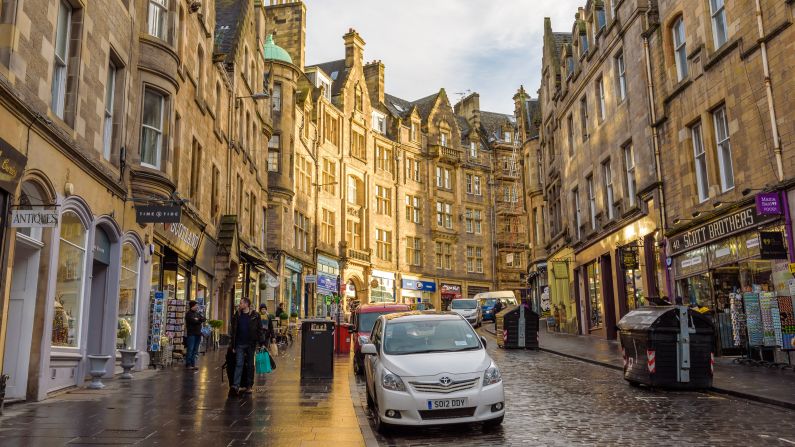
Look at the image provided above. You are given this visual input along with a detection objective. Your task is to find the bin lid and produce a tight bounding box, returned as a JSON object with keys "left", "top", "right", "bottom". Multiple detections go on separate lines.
{"left": 617, "top": 306, "right": 713, "bottom": 333}
{"left": 301, "top": 319, "right": 336, "bottom": 331}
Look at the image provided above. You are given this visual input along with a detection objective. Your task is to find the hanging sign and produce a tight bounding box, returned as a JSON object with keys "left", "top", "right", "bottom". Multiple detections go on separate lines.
{"left": 304, "top": 274, "right": 317, "bottom": 284}
{"left": 760, "top": 231, "right": 788, "bottom": 260}
{"left": 0, "top": 137, "right": 27, "bottom": 192}
{"left": 9, "top": 209, "right": 59, "bottom": 228}
{"left": 620, "top": 247, "right": 639, "bottom": 270}
{"left": 135, "top": 205, "right": 181, "bottom": 223}
{"left": 755, "top": 192, "right": 782, "bottom": 215}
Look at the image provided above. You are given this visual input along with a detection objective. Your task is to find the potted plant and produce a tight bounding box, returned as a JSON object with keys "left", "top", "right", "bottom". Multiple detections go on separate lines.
{"left": 208, "top": 319, "right": 223, "bottom": 330}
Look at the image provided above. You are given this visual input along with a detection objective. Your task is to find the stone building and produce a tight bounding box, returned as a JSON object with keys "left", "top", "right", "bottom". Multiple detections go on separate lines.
{"left": 0, "top": 0, "right": 271, "bottom": 402}
{"left": 537, "top": 0, "right": 665, "bottom": 339}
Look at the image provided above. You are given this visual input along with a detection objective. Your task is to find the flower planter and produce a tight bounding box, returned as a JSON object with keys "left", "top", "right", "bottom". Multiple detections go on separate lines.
{"left": 119, "top": 350, "right": 138, "bottom": 379}
{"left": 86, "top": 355, "right": 111, "bottom": 389}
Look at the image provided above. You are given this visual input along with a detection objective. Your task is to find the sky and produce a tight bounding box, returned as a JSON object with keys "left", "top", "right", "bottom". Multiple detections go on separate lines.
{"left": 304, "top": 0, "right": 582, "bottom": 114}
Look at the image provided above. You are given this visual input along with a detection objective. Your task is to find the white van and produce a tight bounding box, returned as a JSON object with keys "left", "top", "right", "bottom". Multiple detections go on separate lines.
{"left": 474, "top": 291, "right": 518, "bottom": 321}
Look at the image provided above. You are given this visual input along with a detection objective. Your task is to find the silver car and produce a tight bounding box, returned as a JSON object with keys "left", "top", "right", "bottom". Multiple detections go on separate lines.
{"left": 450, "top": 298, "right": 482, "bottom": 327}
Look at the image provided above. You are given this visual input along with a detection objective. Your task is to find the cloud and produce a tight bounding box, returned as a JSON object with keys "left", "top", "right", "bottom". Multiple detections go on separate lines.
{"left": 304, "top": 0, "right": 582, "bottom": 114}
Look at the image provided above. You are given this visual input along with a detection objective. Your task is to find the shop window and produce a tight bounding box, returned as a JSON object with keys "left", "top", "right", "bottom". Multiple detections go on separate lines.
{"left": 587, "top": 262, "right": 603, "bottom": 329}
{"left": 52, "top": 212, "right": 87, "bottom": 348}
{"left": 118, "top": 243, "right": 140, "bottom": 349}
{"left": 140, "top": 88, "right": 166, "bottom": 169}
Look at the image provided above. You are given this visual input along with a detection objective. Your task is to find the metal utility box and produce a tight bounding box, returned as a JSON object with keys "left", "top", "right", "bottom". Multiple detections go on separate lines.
{"left": 300, "top": 320, "right": 335, "bottom": 379}
{"left": 618, "top": 306, "right": 714, "bottom": 389}
{"left": 335, "top": 323, "right": 352, "bottom": 354}
{"left": 496, "top": 305, "right": 539, "bottom": 349}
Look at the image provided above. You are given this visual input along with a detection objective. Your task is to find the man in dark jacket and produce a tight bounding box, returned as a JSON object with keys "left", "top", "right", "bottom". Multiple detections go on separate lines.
{"left": 184, "top": 300, "right": 205, "bottom": 370}
{"left": 230, "top": 297, "right": 261, "bottom": 394}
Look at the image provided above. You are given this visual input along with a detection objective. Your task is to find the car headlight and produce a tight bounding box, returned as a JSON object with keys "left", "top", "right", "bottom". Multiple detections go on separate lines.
{"left": 483, "top": 363, "right": 502, "bottom": 386}
{"left": 358, "top": 335, "right": 369, "bottom": 345}
{"left": 382, "top": 369, "right": 406, "bottom": 392}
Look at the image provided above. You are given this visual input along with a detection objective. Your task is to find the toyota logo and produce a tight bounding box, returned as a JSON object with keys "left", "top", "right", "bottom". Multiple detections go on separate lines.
{"left": 439, "top": 376, "right": 452, "bottom": 386}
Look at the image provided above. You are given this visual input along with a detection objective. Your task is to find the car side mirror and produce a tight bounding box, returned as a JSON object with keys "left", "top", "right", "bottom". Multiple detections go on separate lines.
{"left": 480, "top": 336, "right": 488, "bottom": 348}
{"left": 361, "top": 343, "right": 378, "bottom": 355}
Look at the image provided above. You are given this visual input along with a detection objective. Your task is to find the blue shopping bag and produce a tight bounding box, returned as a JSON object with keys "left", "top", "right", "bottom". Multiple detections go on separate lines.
{"left": 255, "top": 349, "right": 272, "bottom": 374}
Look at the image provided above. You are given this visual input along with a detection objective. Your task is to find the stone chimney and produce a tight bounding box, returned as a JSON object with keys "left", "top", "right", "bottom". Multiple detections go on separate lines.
{"left": 264, "top": 0, "right": 306, "bottom": 70}
{"left": 343, "top": 28, "right": 366, "bottom": 69}
{"left": 454, "top": 92, "right": 481, "bottom": 130}
{"left": 363, "top": 60, "right": 385, "bottom": 104}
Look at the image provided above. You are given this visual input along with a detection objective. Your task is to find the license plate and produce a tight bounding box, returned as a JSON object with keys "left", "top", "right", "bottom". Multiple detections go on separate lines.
{"left": 427, "top": 398, "right": 467, "bottom": 410}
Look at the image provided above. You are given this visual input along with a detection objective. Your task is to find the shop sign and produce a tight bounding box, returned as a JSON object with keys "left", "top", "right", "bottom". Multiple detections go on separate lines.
{"left": 668, "top": 207, "right": 774, "bottom": 256}
{"left": 680, "top": 255, "right": 703, "bottom": 269}
{"left": 440, "top": 284, "right": 462, "bottom": 293}
{"left": 0, "top": 137, "right": 27, "bottom": 192}
{"left": 317, "top": 273, "right": 338, "bottom": 295}
{"left": 135, "top": 205, "right": 181, "bottom": 223}
{"left": 401, "top": 279, "right": 437, "bottom": 292}
{"left": 155, "top": 213, "right": 202, "bottom": 259}
{"left": 755, "top": 192, "right": 782, "bottom": 215}
{"left": 285, "top": 257, "right": 303, "bottom": 273}
{"left": 304, "top": 274, "right": 317, "bottom": 284}
{"left": 93, "top": 228, "right": 111, "bottom": 265}
{"left": 9, "top": 209, "right": 58, "bottom": 228}
{"left": 620, "top": 247, "right": 639, "bottom": 270}
{"left": 759, "top": 231, "right": 788, "bottom": 260}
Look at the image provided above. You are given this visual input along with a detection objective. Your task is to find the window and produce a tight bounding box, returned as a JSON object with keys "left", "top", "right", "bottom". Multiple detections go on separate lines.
{"left": 672, "top": 17, "right": 688, "bottom": 81}
{"left": 596, "top": 7, "right": 606, "bottom": 30}
{"left": 435, "top": 241, "right": 452, "bottom": 270}
{"left": 502, "top": 185, "right": 518, "bottom": 203}
{"left": 376, "top": 146, "right": 393, "bottom": 173}
{"left": 410, "top": 121, "right": 419, "bottom": 142}
{"left": 624, "top": 145, "right": 637, "bottom": 208}
{"left": 268, "top": 135, "right": 280, "bottom": 172}
{"left": 101, "top": 61, "right": 118, "bottom": 160}
{"left": 215, "top": 83, "right": 222, "bottom": 121}
{"left": 465, "top": 208, "right": 483, "bottom": 234}
{"left": 189, "top": 139, "right": 202, "bottom": 206}
{"left": 211, "top": 165, "right": 220, "bottom": 215}
{"left": 566, "top": 55, "right": 575, "bottom": 77}
{"left": 473, "top": 175, "right": 482, "bottom": 195}
{"left": 465, "top": 173, "right": 473, "bottom": 194}
{"left": 567, "top": 114, "right": 575, "bottom": 155}
{"left": 435, "top": 166, "right": 451, "bottom": 189}
{"left": 596, "top": 76, "right": 606, "bottom": 122}
{"left": 534, "top": 207, "right": 542, "bottom": 244}
{"left": 469, "top": 141, "right": 478, "bottom": 158}
{"left": 197, "top": 46, "right": 205, "bottom": 99}
{"left": 405, "top": 195, "right": 421, "bottom": 224}
{"left": 406, "top": 236, "right": 422, "bottom": 266}
{"left": 615, "top": 51, "right": 627, "bottom": 102}
{"left": 504, "top": 131, "right": 512, "bottom": 143}
{"left": 347, "top": 176, "right": 361, "bottom": 205}
{"left": 603, "top": 160, "right": 614, "bottom": 220}
{"left": 118, "top": 244, "right": 139, "bottom": 349}
{"left": 295, "top": 156, "right": 312, "bottom": 194}
{"left": 321, "top": 209, "right": 335, "bottom": 244}
{"left": 405, "top": 157, "right": 423, "bottom": 183}
{"left": 261, "top": 207, "right": 267, "bottom": 249}
{"left": 375, "top": 185, "right": 392, "bottom": 216}
{"left": 272, "top": 83, "right": 282, "bottom": 112}
{"left": 587, "top": 176, "right": 597, "bottom": 230}
{"left": 573, "top": 187, "right": 582, "bottom": 240}
{"left": 321, "top": 158, "right": 336, "bottom": 194}
{"left": 375, "top": 229, "right": 392, "bottom": 261}
{"left": 346, "top": 220, "right": 361, "bottom": 250}
{"left": 710, "top": 0, "right": 727, "bottom": 48}
{"left": 354, "top": 84, "right": 363, "bottom": 111}
{"left": 466, "top": 246, "right": 483, "bottom": 273}
{"left": 148, "top": 0, "right": 169, "bottom": 41}
{"left": 436, "top": 201, "right": 453, "bottom": 229}
{"left": 52, "top": 1, "right": 72, "bottom": 119}
{"left": 691, "top": 123, "right": 709, "bottom": 202}
{"left": 579, "top": 32, "right": 589, "bottom": 56}
{"left": 324, "top": 112, "right": 339, "bottom": 146}
{"left": 580, "top": 96, "right": 589, "bottom": 140}
{"left": 294, "top": 211, "right": 308, "bottom": 252}
{"left": 351, "top": 130, "right": 366, "bottom": 159}
{"left": 372, "top": 112, "right": 386, "bottom": 134}
{"left": 713, "top": 106, "right": 734, "bottom": 191}
{"left": 140, "top": 88, "right": 165, "bottom": 169}
{"left": 440, "top": 131, "right": 451, "bottom": 147}
{"left": 249, "top": 193, "right": 256, "bottom": 239}
{"left": 505, "top": 252, "right": 522, "bottom": 269}
{"left": 51, "top": 212, "right": 87, "bottom": 347}
{"left": 587, "top": 261, "right": 603, "bottom": 329}
{"left": 236, "top": 175, "right": 243, "bottom": 216}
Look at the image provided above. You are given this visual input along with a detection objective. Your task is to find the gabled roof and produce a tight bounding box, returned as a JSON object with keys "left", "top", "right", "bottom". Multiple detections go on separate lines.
{"left": 412, "top": 92, "right": 440, "bottom": 119}
{"left": 480, "top": 111, "right": 516, "bottom": 142}
{"left": 384, "top": 93, "right": 413, "bottom": 118}
{"left": 214, "top": 0, "right": 250, "bottom": 61}
{"left": 552, "top": 32, "right": 573, "bottom": 55}
{"left": 307, "top": 59, "right": 348, "bottom": 97}
{"left": 456, "top": 115, "right": 471, "bottom": 139}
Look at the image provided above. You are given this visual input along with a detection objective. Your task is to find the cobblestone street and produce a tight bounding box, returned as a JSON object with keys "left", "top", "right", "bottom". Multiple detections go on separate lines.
{"left": 356, "top": 328, "right": 795, "bottom": 446}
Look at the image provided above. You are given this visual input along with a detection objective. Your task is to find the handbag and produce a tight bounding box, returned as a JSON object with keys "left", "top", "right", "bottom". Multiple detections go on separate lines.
{"left": 269, "top": 340, "right": 279, "bottom": 356}
{"left": 201, "top": 326, "right": 212, "bottom": 338}
{"left": 255, "top": 348, "right": 272, "bottom": 374}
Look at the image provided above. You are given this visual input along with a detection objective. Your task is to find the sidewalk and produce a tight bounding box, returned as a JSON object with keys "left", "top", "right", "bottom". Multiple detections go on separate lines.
{"left": 484, "top": 321, "right": 795, "bottom": 410}
{"left": 0, "top": 338, "right": 369, "bottom": 446}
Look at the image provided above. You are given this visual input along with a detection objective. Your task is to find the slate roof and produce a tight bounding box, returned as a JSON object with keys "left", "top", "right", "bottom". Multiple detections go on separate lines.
{"left": 214, "top": 0, "right": 249, "bottom": 60}
{"left": 456, "top": 115, "right": 471, "bottom": 138}
{"left": 552, "top": 32, "right": 572, "bottom": 59}
{"left": 524, "top": 99, "right": 541, "bottom": 138}
{"left": 384, "top": 93, "right": 413, "bottom": 118}
{"left": 480, "top": 110, "right": 516, "bottom": 142}
{"left": 307, "top": 59, "right": 348, "bottom": 97}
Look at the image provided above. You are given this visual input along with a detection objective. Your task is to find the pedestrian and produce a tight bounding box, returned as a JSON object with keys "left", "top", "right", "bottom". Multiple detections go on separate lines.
{"left": 230, "top": 297, "right": 262, "bottom": 395}
{"left": 493, "top": 299, "right": 503, "bottom": 315}
{"left": 258, "top": 303, "right": 274, "bottom": 346}
{"left": 275, "top": 303, "right": 285, "bottom": 319}
{"left": 184, "top": 300, "right": 205, "bottom": 370}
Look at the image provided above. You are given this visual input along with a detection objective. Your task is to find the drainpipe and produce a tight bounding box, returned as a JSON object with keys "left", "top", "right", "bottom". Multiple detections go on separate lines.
{"left": 755, "top": 0, "right": 784, "bottom": 183}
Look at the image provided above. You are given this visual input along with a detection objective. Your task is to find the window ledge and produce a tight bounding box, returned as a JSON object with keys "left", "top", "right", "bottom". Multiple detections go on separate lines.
{"left": 704, "top": 37, "right": 740, "bottom": 71}
{"left": 663, "top": 78, "right": 692, "bottom": 105}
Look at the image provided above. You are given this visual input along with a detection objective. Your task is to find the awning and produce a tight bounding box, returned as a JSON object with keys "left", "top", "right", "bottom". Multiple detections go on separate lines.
{"left": 240, "top": 244, "right": 269, "bottom": 271}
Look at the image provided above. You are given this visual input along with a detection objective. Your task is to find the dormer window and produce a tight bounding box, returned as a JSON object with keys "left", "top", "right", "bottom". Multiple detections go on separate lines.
{"left": 579, "top": 33, "right": 589, "bottom": 56}
{"left": 440, "top": 131, "right": 450, "bottom": 147}
{"left": 566, "top": 56, "right": 575, "bottom": 77}
{"left": 371, "top": 111, "right": 386, "bottom": 134}
{"left": 596, "top": 8, "right": 606, "bottom": 31}
{"left": 410, "top": 121, "right": 419, "bottom": 142}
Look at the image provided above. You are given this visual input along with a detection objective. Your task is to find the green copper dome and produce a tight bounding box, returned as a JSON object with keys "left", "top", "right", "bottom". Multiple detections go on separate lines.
{"left": 263, "top": 34, "right": 292, "bottom": 64}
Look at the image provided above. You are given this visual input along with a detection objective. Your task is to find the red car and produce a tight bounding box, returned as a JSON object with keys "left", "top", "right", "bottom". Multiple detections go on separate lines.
{"left": 351, "top": 303, "right": 410, "bottom": 375}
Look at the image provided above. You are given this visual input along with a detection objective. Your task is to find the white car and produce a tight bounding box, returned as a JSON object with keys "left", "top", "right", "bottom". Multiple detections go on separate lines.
{"left": 362, "top": 312, "right": 505, "bottom": 433}
{"left": 450, "top": 298, "right": 482, "bottom": 327}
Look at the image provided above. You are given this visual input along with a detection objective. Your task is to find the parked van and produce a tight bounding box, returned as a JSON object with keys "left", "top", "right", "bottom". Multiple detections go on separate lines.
{"left": 475, "top": 291, "right": 518, "bottom": 322}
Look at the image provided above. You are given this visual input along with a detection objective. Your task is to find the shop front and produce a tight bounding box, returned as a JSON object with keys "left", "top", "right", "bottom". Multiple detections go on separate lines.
{"left": 284, "top": 256, "right": 303, "bottom": 316}
{"left": 668, "top": 203, "right": 791, "bottom": 357}
{"left": 527, "top": 262, "right": 548, "bottom": 315}
{"left": 400, "top": 277, "right": 436, "bottom": 309}
{"left": 370, "top": 270, "right": 396, "bottom": 303}
{"left": 316, "top": 254, "right": 340, "bottom": 318}
{"left": 547, "top": 247, "right": 577, "bottom": 334}
{"left": 440, "top": 283, "right": 462, "bottom": 311}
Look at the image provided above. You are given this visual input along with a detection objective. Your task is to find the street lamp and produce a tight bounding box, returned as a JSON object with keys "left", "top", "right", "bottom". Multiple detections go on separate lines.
{"left": 235, "top": 92, "right": 270, "bottom": 108}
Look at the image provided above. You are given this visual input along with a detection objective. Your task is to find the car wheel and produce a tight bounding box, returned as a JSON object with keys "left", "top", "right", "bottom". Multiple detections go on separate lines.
{"left": 353, "top": 358, "right": 362, "bottom": 376}
{"left": 371, "top": 394, "right": 392, "bottom": 434}
{"left": 483, "top": 415, "right": 504, "bottom": 430}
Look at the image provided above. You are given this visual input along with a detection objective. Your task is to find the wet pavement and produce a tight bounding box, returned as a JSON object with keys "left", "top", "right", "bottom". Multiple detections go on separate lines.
{"left": 358, "top": 326, "right": 795, "bottom": 446}
{"left": 0, "top": 339, "right": 369, "bottom": 446}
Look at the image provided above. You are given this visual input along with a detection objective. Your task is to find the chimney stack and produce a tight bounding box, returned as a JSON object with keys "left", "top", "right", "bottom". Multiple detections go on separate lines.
{"left": 364, "top": 60, "right": 385, "bottom": 104}
{"left": 343, "top": 28, "right": 366, "bottom": 69}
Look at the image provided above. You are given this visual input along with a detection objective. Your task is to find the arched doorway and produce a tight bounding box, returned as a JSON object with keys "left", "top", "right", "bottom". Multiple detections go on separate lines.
{"left": 86, "top": 219, "right": 122, "bottom": 363}
{"left": 2, "top": 180, "right": 52, "bottom": 400}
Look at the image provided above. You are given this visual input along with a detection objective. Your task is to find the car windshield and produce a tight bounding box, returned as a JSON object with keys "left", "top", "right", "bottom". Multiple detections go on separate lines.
{"left": 481, "top": 298, "right": 497, "bottom": 307}
{"left": 383, "top": 319, "right": 481, "bottom": 355}
{"left": 451, "top": 299, "right": 478, "bottom": 309}
{"left": 358, "top": 311, "right": 395, "bottom": 333}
